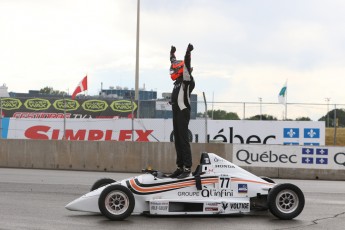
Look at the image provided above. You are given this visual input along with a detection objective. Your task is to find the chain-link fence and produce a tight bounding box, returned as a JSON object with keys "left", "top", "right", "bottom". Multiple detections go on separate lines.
{"left": 195, "top": 101, "right": 345, "bottom": 123}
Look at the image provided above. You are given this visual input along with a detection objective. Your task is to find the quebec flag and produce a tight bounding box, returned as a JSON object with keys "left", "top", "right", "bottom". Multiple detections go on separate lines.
{"left": 302, "top": 157, "right": 313, "bottom": 164}
{"left": 316, "top": 149, "right": 328, "bottom": 155}
{"left": 302, "top": 148, "right": 314, "bottom": 155}
{"left": 304, "top": 128, "right": 320, "bottom": 138}
{"left": 284, "top": 128, "right": 299, "bottom": 138}
{"left": 316, "top": 158, "right": 328, "bottom": 164}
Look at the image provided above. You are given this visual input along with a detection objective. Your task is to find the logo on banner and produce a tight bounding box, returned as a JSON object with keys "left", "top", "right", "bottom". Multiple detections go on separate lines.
{"left": 283, "top": 128, "right": 299, "bottom": 138}
{"left": 24, "top": 98, "right": 51, "bottom": 111}
{"left": 53, "top": 99, "right": 80, "bottom": 111}
{"left": 110, "top": 100, "right": 137, "bottom": 113}
{"left": 301, "top": 148, "right": 328, "bottom": 165}
{"left": 0, "top": 98, "right": 22, "bottom": 110}
{"left": 304, "top": 128, "right": 320, "bottom": 138}
{"left": 82, "top": 100, "right": 108, "bottom": 112}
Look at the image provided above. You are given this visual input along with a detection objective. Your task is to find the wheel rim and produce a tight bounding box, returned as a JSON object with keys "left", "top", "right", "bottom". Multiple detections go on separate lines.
{"left": 275, "top": 189, "right": 299, "bottom": 214}
{"left": 105, "top": 190, "right": 130, "bottom": 215}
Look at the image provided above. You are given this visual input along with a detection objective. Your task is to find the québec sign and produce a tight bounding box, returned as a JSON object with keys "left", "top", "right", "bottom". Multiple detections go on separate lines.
{"left": 232, "top": 144, "right": 344, "bottom": 170}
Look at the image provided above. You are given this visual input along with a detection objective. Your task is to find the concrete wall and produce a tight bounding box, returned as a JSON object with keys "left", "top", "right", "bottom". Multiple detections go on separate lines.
{"left": 0, "top": 139, "right": 232, "bottom": 173}
{"left": 0, "top": 139, "right": 343, "bottom": 180}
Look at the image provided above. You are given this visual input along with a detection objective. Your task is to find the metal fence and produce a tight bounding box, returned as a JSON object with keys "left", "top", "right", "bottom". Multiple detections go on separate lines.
{"left": 196, "top": 101, "right": 345, "bottom": 123}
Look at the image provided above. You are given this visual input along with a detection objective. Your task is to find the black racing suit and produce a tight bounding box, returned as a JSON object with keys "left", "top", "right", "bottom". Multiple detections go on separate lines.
{"left": 170, "top": 49, "right": 195, "bottom": 169}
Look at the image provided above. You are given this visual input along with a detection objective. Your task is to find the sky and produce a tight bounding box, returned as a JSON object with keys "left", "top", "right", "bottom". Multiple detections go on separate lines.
{"left": 1, "top": 0, "right": 345, "bottom": 119}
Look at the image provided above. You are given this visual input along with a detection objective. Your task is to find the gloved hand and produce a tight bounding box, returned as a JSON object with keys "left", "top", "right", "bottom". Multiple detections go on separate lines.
{"left": 170, "top": 46, "right": 176, "bottom": 54}
{"left": 187, "top": 43, "right": 194, "bottom": 52}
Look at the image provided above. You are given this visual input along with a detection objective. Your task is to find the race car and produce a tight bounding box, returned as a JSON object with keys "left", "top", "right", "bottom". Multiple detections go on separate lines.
{"left": 65, "top": 152, "right": 305, "bottom": 220}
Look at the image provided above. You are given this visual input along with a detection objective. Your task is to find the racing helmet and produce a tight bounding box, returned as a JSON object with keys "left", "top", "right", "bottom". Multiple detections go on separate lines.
{"left": 170, "top": 60, "right": 184, "bottom": 81}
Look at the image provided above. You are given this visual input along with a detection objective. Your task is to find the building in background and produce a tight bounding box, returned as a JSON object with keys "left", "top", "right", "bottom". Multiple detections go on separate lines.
{"left": 0, "top": 84, "right": 10, "bottom": 97}
{"left": 155, "top": 92, "right": 197, "bottom": 119}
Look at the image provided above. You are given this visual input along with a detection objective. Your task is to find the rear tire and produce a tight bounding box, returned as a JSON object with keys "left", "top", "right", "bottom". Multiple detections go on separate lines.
{"left": 90, "top": 178, "right": 116, "bottom": 191}
{"left": 268, "top": 183, "right": 305, "bottom": 220}
{"left": 98, "top": 184, "right": 135, "bottom": 221}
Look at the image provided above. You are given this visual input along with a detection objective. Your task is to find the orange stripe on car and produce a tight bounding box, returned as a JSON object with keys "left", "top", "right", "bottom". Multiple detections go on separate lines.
{"left": 129, "top": 178, "right": 218, "bottom": 193}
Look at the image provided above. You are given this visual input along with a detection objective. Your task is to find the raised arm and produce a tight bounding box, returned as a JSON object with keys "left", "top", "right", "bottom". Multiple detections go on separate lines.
{"left": 170, "top": 46, "right": 176, "bottom": 63}
{"left": 184, "top": 43, "right": 193, "bottom": 72}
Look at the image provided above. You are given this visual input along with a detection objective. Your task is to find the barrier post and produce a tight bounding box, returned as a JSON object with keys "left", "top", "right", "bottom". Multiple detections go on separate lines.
{"left": 63, "top": 95, "right": 66, "bottom": 140}
{"left": 0, "top": 97, "right": 2, "bottom": 139}
{"left": 333, "top": 104, "right": 337, "bottom": 145}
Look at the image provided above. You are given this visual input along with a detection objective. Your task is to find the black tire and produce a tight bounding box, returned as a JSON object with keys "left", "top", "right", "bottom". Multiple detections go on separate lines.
{"left": 268, "top": 183, "right": 305, "bottom": 220}
{"left": 260, "top": 176, "right": 275, "bottom": 184}
{"left": 90, "top": 178, "right": 116, "bottom": 191}
{"left": 98, "top": 184, "right": 135, "bottom": 221}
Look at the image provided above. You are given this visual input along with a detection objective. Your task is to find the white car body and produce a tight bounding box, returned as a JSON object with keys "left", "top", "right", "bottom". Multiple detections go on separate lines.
{"left": 66, "top": 152, "right": 304, "bottom": 220}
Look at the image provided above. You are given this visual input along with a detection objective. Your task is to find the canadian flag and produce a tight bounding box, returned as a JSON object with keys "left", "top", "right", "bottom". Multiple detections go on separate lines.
{"left": 71, "top": 75, "right": 88, "bottom": 100}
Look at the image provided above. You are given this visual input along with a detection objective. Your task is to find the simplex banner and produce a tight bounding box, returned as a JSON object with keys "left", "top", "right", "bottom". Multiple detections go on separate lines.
{"left": 2, "top": 119, "right": 325, "bottom": 145}
{"left": 232, "top": 144, "right": 345, "bottom": 170}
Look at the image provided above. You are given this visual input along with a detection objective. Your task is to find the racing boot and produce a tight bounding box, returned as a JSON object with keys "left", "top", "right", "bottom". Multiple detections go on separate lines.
{"left": 177, "top": 167, "right": 191, "bottom": 179}
{"left": 169, "top": 167, "right": 183, "bottom": 178}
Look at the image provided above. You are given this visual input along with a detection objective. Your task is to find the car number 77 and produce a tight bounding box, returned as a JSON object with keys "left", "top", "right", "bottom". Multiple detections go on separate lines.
{"left": 219, "top": 177, "right": 231, "bottom": 189}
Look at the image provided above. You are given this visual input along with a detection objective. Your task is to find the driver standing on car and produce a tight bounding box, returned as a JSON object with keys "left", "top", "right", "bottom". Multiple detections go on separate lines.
{"left": 168, "top": 43, "right": 195, "bottom": 179}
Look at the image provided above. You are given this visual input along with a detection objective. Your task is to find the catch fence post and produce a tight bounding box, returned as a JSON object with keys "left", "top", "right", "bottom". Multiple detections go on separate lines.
{"left": 333, "top": 104, "right": 337, "bottom": 145}
{"left": 203, "top": 92, "right": 208, "bottom": 143}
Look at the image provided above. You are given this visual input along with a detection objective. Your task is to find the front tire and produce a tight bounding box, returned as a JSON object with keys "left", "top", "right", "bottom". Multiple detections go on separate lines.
{"left": 98, "top": 185, "right": 135, "bottom": 221}
{"left": 268, "top": 183, "right": 305, "bottom": 220}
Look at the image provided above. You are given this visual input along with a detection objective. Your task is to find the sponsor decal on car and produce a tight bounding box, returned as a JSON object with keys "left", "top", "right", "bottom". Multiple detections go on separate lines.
{"left": 150, "top": 201, "right": 169, "bottom": 211}
{"left": 229, "top": 202, "right": 250, "bottom": 211}
{"left": 205, "top": 203, "right": 218, "bottom": 206}
{"left": 177, "top": 191, "right": 200, "bottom": 197}
{"left": 205, "top": 207, "right": 219, "bottom": 211}
{"left": 201, "top": 189, "right": 233, "bottom": 198}
{"left": 222, "top": 202, "right": 250, "bottom": 211}
{"left": 215, "top": 165, "right": 235, "bottom": 169}
{"left": 238, "top": 184, "right": 248, "bottom": 193}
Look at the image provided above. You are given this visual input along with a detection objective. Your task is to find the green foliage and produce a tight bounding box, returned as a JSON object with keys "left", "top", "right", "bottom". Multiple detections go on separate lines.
{"left": 207, "top": 110, "right": 240, "bottom": 120}
{"left": 295, "top": 117, "right": 312, "bottom": 121}
{"left": 40, "top": 87, "right": 66, "bottom": 95}
{"left": 248, "top": 114, "right": 277, "bottom": 120}
{"left": 319, "top": 109, "right": 345, "bottom": 127}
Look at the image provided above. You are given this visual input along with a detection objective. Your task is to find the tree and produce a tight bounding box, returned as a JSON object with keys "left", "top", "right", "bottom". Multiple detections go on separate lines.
{"left": 39, "top": 87, "right": 66, "bottom": 95}
{"left": 248, "top": 114, "right": 277, "bottom": 120}
{"left": 207, "top": 109, "right": 240, "bottom": 120}
{"left": 295, "top": 117, "right": 312, "bottom": 121}
{"left": 319, "top": 109, "right": 345, "bottom": 127}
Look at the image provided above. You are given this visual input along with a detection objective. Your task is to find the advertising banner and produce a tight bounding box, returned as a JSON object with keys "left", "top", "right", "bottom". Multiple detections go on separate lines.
{"left": 233, "top": 144, "right": 345, "bottom": 170}
{"left": 4, "top": 118, "right": 325, "bottom": 145}
{"left": 0, "top": 97, "right": 137, "bottom": 119}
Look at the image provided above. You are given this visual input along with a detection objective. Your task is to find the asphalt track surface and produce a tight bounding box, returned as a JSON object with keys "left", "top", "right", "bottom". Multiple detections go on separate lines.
{"left": 0, "top": 168, "right": 344, "bottom": 230}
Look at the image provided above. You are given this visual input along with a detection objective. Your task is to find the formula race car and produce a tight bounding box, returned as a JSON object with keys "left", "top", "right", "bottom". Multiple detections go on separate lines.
{"left": 65, "top": 152, "right": 305, "bottom": 220}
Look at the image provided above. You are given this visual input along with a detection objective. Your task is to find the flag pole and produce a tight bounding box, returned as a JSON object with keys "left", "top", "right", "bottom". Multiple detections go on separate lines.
{"left": 285, "top": 81, "right": 288, "bottom": 120}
